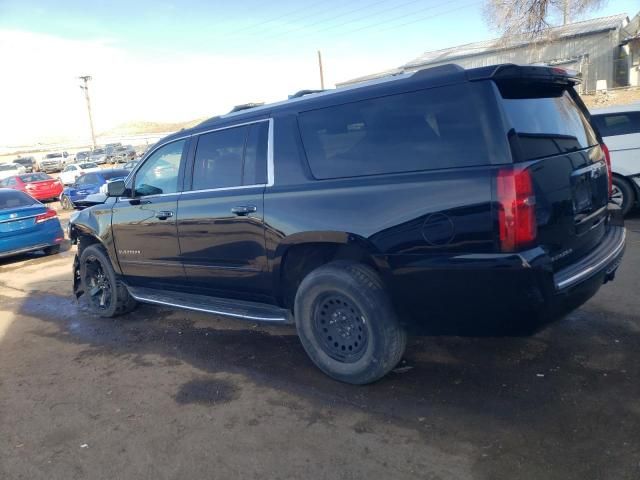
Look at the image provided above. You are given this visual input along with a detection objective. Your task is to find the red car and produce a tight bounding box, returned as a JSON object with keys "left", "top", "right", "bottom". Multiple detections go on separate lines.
{"left": 0, "top": 173, "right": 63, "bottom": 202}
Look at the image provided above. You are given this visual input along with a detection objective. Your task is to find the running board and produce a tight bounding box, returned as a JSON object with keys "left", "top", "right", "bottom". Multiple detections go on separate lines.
{"left": 127, "top": 286, "right": 293, "bottom": 324}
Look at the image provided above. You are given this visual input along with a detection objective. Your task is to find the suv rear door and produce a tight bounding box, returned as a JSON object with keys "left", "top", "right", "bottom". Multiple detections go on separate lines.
{"left": 494, "top": 73, "right": 609, "bottom": 270}
{"left": 111, "top": 139, "right": 187, "bottom": 288}
{"left": 177, "top": 120, "right": 270, "bottom": 301}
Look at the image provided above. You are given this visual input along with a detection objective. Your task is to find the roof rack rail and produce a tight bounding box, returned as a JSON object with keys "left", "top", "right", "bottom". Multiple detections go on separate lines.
{"left": 229, "top": 102, "right": 264, "bottom": 113}
{"left": 288, "top": 89, "right": 325, "bottom": 99}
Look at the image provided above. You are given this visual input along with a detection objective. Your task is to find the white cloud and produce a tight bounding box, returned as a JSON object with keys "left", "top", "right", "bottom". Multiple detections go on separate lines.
{"left": 0, "top": 29, "right": 400, "bottom": 146}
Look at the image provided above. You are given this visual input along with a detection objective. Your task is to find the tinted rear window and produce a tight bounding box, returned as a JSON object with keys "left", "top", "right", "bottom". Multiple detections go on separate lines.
{"left": 0, "top": 190, "right": 36, "bottom": 209}
{"left": 500, "top": 89, "right": 598, "bottom": 161}
{"left": 591, "top": 112, "right": 640, "bottom": 137}
{"left": 20, "top": 173, "right": 50, "bottom": 182}
{"left": 298, "top": 84, "right": 492, "bottom": 179}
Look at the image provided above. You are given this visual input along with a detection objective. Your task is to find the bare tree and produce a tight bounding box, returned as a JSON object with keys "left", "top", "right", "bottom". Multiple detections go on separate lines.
{"left": 484, "top": 0, "right": 608, "bottom": 39}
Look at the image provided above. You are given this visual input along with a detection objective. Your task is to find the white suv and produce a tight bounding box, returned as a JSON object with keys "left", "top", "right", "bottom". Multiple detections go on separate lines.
{"left": 591, "top": 104, "right": 640, "bottom": 215}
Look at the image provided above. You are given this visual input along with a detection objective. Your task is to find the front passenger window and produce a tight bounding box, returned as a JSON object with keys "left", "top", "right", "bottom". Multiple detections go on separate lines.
{"left": 134, "top": 140, "right": 185, "bottom": 197}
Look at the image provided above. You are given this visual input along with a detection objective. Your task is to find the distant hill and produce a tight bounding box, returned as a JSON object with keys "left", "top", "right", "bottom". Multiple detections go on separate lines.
{"left": 100, "top": 118, "right": 208, "bottom": 136}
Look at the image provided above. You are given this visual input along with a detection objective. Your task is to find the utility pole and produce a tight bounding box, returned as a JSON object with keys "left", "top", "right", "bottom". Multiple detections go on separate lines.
{"left": 317, "top": 50, "right": 325, "bottom": 90}
{"left": 78, "top": 75, "right": 96, "bottom": 148}
{"left": 563, "top": 0, "right": 570, "bottom": 25}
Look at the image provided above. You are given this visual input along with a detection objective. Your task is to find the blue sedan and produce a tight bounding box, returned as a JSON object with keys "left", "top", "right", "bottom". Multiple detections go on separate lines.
{"left": 60, "top": 168, "right": 129, "bottom": 210}
{"left": 0, "top": 189, "right": 64, "bottom": 259}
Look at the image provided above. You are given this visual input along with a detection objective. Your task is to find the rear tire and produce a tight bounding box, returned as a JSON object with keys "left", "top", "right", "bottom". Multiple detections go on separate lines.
{"left": 44, "top": 244, "right": 61, "bottom": 255}
{"left": 294, "top": 262, "right": 407, "bottom": 385}
{"left": 79, "top": 244, "right": 137, "bottom": 317}
{"left": 60, "top": 195, "right": 73, "bottom": 210}
{"left": 612, "top": 176, "right": 635, "bottom": 216}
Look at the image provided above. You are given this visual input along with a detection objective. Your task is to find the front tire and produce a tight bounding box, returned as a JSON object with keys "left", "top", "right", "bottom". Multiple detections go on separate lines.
{"left": 79, "top": 244, "right": 137, "bottom": 317}
{"left": 44, "top": 244, "right": 61, "bottom": 255}
{"left": 611, "top": 176, "right": 635, "bottom": 216}
{"left": 294, "top": 262, "right": 407, "bottom": 385}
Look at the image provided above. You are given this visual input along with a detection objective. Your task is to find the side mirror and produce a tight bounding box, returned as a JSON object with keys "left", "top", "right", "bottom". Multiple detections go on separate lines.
{"left": 107, "top": 180, "right": 127, "bottom": 197}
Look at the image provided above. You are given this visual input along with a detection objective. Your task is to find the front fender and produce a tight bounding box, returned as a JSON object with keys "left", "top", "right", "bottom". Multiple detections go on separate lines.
{"left": 69, "top": 201, "right": 122, "bottom": 275}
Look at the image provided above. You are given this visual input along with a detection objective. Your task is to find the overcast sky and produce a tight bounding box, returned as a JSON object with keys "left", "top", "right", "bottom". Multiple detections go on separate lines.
{"left": 0, "top": 0, "right": 637, "bottom": 146}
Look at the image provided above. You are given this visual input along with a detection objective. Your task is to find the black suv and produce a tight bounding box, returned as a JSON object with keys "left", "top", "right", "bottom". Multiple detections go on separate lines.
{"left": 69, "top": 64, "right": 626, "bottom": 384}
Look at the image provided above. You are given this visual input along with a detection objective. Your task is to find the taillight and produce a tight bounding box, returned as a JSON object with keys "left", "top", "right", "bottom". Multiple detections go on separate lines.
{"left": 496, "top": 167, "right": 537, "bottom": 252}
{"left": 601, "top": 143, "right": 612, "bottom": 197}
{"left": 35, "top": 209, "right": 57, "bottom": 223}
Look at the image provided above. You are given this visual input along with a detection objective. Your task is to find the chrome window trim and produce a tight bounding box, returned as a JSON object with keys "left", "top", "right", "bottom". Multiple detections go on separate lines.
{"left": 180, "top": 184, "right": 267, "bottom": 196}
{"left": 185, "top": 117, "right": 273, "bottom": 192}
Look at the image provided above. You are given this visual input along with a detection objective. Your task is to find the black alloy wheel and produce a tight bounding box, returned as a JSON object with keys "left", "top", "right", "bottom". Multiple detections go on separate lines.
{"left": 83, "top": 254, "right": 113, "bottom": 311}
{"left": 312, "top": 293, "right": 369, "bottom": 363}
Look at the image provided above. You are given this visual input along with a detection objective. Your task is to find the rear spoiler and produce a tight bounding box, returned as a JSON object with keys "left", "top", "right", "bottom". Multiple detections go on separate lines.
{"left": 467, "top": 64, "right": 581, "bottom": 86}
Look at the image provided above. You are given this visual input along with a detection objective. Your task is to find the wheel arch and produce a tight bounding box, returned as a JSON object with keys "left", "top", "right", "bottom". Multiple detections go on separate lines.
{"left": 273, "top": 232, "right": 388, "bottom": 310}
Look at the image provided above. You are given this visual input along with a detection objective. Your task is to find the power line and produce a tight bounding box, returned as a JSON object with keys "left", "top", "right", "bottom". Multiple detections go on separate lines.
{"left": 228, "top": 0, "right": 330, "bottom": 35}
{"left": 255, "top": 0, "right": 405, "bottom": 42}
{"left": 375, "top": 0, "right": 481, "bottom": 33}
{"left": 340, "top": 0, "right": 478, "bottom": 36}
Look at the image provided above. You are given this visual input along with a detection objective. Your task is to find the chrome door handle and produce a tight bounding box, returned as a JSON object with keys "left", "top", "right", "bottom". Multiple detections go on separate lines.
{"left": 156, "top": 211, "right": 174, "bottom": 220}
{"left": 231, "top": 205, "right": 257, "bottom": 216}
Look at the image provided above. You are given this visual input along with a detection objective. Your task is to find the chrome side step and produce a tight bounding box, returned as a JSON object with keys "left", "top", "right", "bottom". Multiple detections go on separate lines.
{"left": 127, "top": 286, "right": 292, "bottom": 323}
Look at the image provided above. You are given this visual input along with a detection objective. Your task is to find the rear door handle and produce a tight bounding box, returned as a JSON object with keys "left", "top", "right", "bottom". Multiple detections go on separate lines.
{"left": 156, "top": 210, "right": 174, "bottom": 220}
{"left": 231, "top": 205, "right": 257, "bottom": 216}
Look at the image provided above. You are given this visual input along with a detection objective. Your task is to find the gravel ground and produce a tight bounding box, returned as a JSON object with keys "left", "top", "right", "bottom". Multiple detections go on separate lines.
{"left": 0, "top": 212, "right": 638, "bottom": 480}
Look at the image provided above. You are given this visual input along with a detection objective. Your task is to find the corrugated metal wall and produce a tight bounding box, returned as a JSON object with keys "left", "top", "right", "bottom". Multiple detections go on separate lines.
{"left": 404, "top": 31, "right": 619, "bottom": 92}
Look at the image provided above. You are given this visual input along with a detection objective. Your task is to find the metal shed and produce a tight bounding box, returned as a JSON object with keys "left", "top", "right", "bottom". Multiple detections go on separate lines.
{"left": 339, "top": 13, "right": 637, "bottom": 93}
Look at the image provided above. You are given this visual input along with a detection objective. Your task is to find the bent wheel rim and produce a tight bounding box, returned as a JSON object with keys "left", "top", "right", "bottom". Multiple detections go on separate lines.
{"left": 611, "top": 184, "right": 624, "bottom": 207}
{"left": 312, "top": 293, "right": 368, "bottom": 363}
{"left": 83, "top": 255, "right": 112, "bottom": 311}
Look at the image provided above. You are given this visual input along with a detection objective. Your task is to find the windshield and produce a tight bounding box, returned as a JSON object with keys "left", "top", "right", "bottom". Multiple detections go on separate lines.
{"left": 0, "top": 164, "right": 18, "bottom": 171}
{"left": 92, "top": 149, "right": 105, "bottom": 155}
{"left": 45, "top": 153, "right": 62, "bottom": 158}
{"left": 79, "top": 162, "right": 98, "bottom": 169}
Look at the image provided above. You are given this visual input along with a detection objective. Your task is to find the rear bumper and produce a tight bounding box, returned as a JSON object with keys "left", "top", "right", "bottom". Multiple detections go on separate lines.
{"left": 384, "top": 225, "right": 626, "bottom": 335}
{"left": 29, "top": 188, "right": 63, "bottom": 200}
{"left": 554, "top": 226, "right": 625, "bottom": 290}
{"left": 0, "top": 221, "right": 64, "bottom": 259}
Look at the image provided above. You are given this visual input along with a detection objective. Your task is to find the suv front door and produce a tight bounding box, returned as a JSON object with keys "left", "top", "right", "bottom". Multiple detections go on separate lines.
{"left": 177, "top": 120, "right": 270, "bottom": 301}
{"left": 111, "top": 139, "right": 187, "bottom": 289}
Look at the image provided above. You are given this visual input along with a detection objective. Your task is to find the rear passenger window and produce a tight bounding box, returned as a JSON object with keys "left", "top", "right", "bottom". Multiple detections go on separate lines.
{"left": 193, "top": 126, "right": 247, "bottom": 190}
{"left": 592, "top": 112, "right": 640, "bottom": 137}
{"left": 298, "top": 85, "right": 490, "bottom": 179}
{"left": 191, "top": 121, "right": 269, "bottom": 190}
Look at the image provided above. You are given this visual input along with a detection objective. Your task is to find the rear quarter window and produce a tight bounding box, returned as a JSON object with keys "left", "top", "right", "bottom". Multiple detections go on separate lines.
{"left": 298, "top": 84, "right": 494, "bottom": 179}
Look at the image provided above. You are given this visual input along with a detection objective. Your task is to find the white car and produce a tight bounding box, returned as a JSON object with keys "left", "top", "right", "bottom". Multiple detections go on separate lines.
{"left": 58, "top": 162, "right": 101, "bottom": 185}
{"left": 0, "top": 162, "right": 26, "bottom": 180}
{"left": 591, "top": 104, "right": 640, "bottom": 215}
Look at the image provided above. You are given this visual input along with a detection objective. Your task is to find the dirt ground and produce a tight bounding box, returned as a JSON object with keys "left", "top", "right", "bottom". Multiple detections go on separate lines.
{"left": 581, "top": 87, "right": 640, "bottom": 109}
{"left": 0, "top": 210, "right": 639, "bottom": 480}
